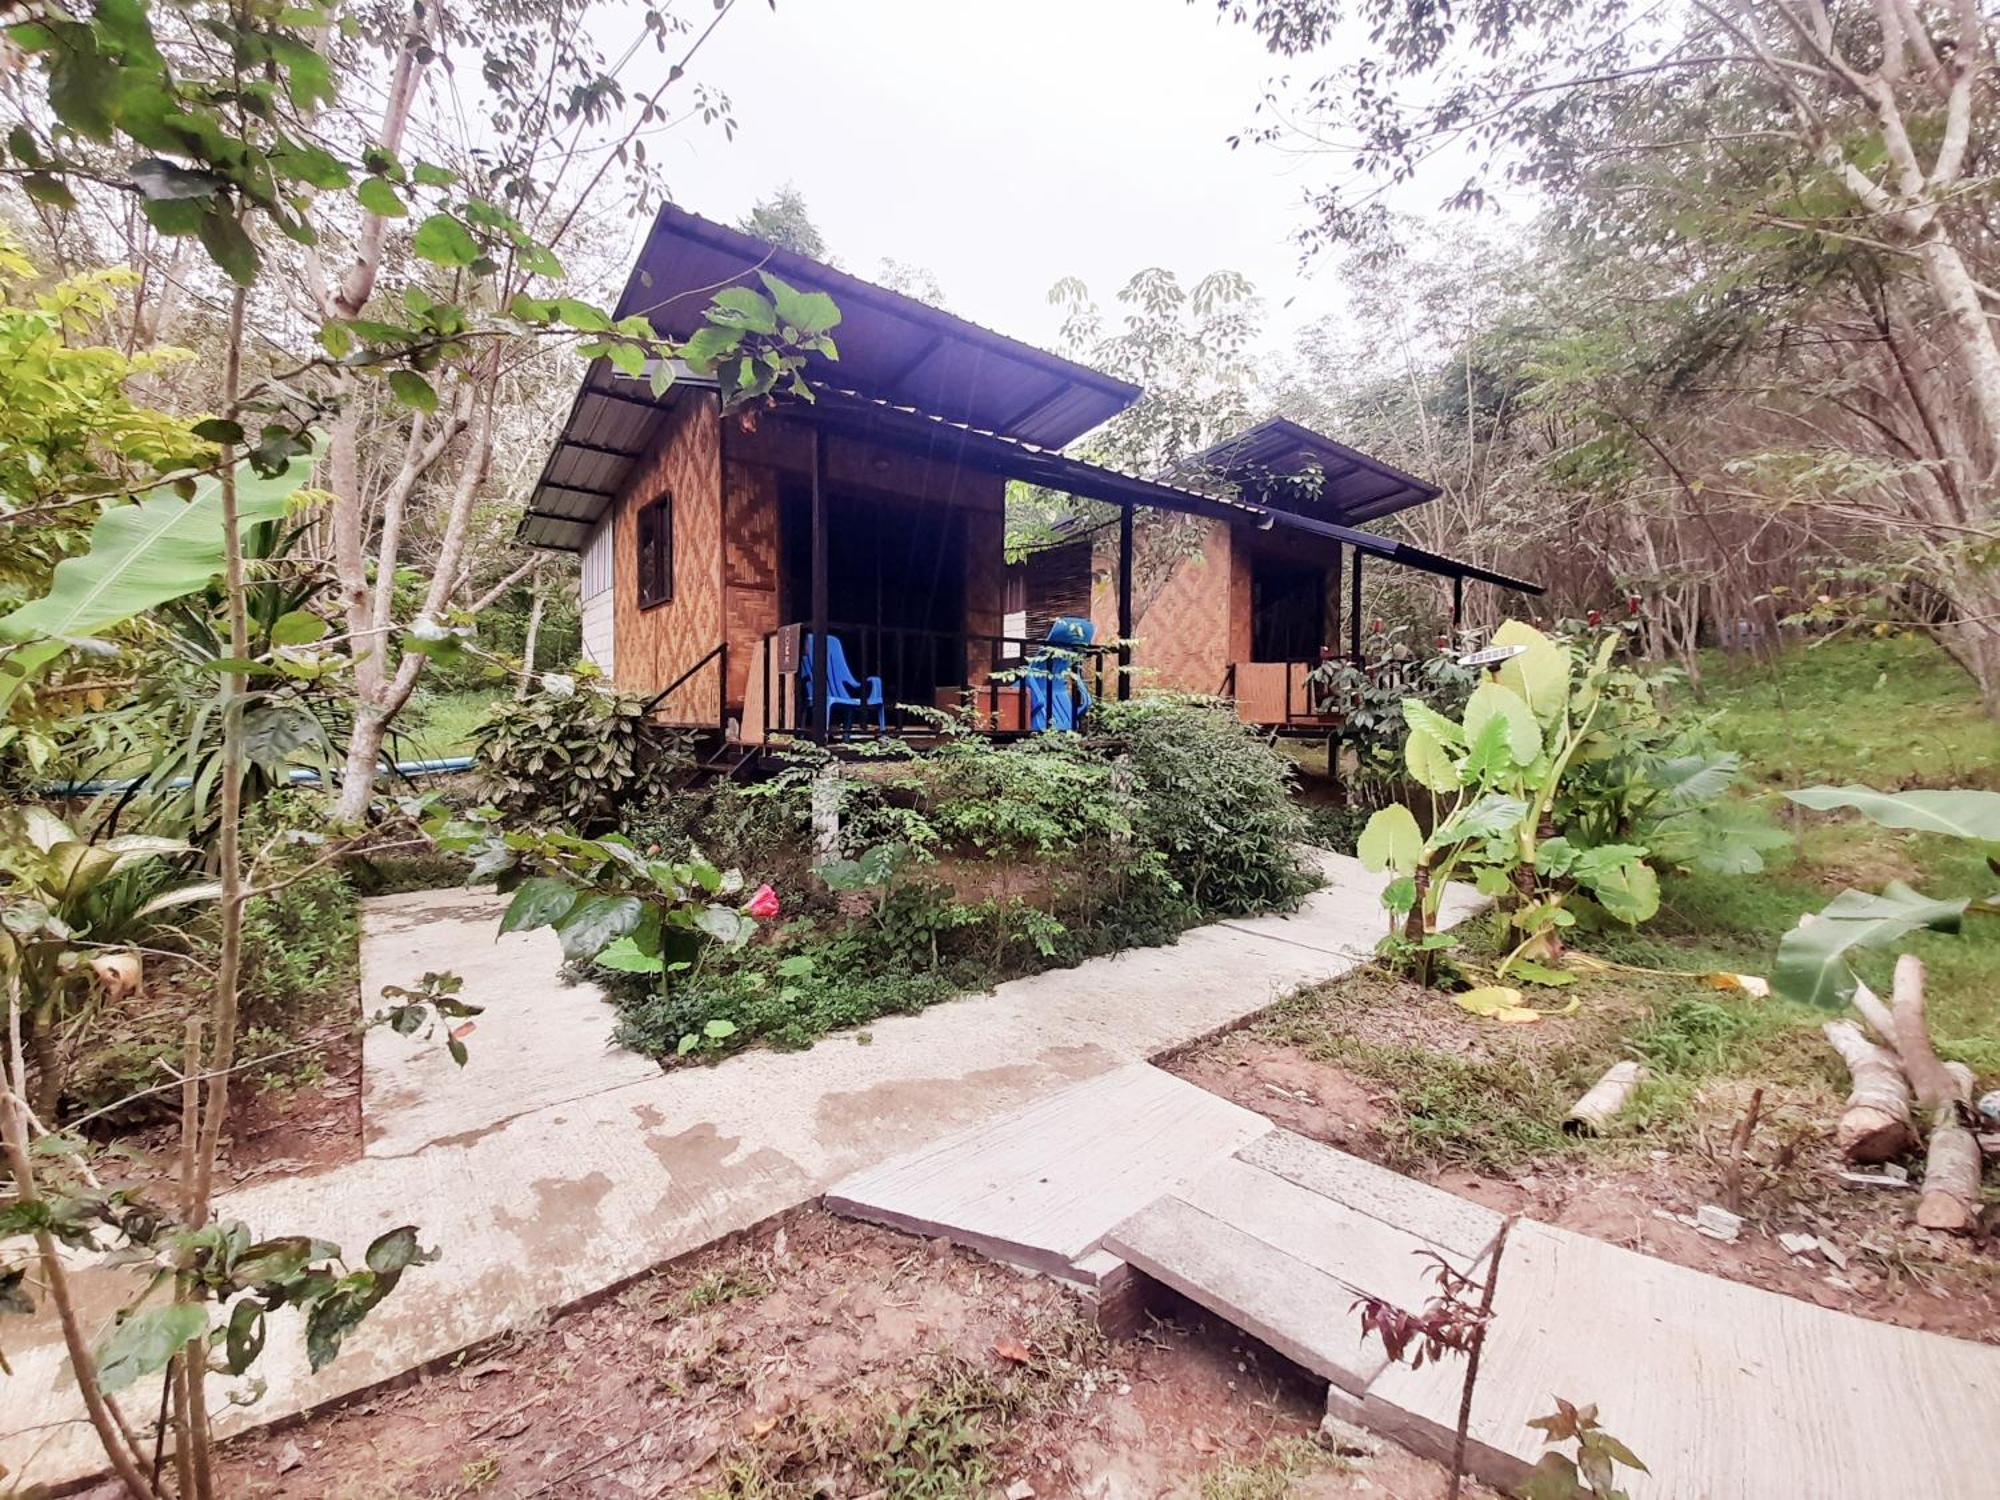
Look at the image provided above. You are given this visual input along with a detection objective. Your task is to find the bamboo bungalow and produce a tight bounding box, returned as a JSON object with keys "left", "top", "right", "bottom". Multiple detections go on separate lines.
{"left": 518, "top": 205, "right": 1540, "bottom": 750}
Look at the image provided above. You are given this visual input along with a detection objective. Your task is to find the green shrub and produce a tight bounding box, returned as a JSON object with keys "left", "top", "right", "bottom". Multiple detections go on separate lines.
{"left": 1091, "top": 696, "right": 1314, "bottom": 915}
{"left": 235, "top": 791, "right": 360, "bottom": 1026}
{"left": 473, "top": 682, "right": 682, "bottom": 832}
{"left": 596, "top": 700, "right": 1315, "bottom": 1067}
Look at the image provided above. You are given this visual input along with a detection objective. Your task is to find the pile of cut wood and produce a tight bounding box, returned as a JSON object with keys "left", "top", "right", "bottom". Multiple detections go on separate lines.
{"left": 1824, "top": 954, "right": 1985, "bottom": 1233}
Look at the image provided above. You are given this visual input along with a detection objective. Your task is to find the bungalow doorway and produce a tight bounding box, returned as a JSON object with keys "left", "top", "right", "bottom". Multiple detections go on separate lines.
{"left": 1250, "top": 557, "right": 1325, "bottom": 663}
{"left": 779, "top": 482, "right": 967, "bottom": 705}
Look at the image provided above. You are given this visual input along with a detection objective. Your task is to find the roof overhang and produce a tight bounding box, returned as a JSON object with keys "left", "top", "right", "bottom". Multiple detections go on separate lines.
{"left": 616, "top": 204, "right": 1140, "bottom": 446}
{"left": 788, "top": 387, "right": 1540, "bottom": 595}
{"left": 1185, "top": 416, "right": 1441, "bottom": 526}
{"left": 515, "top": 360, "right": 714, "bottom": 551}
{"left": 518, "top": 381, "right": 1539, "bottom": 596}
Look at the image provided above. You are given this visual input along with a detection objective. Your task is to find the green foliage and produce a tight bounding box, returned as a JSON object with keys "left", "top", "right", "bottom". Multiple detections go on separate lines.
{"left": 1091, "top": 696, "right": 1314, "bottom": 915}
{"left": 434, "top": 807, "right": 769, "bottom": 1059}
{"left": 0, "top": 805, "right": 205, "bottom": 1114}
{"left": 1707, "top": 636, "right": 2000, "bottom": 791}
{"left": 1519, "top": 1399, "right": 1648, "bottom": 1500}
{"left": 1772, "top": 784, "right": 1999, "bottom": 1008}
{"left": 0, "top": 232, "right": 207, "bottom": 629}
{"left": 603, "top": 702, "right": 1304, "bottom": 1065}
{"left": 0, "top": 442, "right": 319, "bottom": 713}
{"left": 235, "top": 792, "right": 360, "bottom": 1025}
{"left": 472, "top": 682, "right": 683, "bottom": 833}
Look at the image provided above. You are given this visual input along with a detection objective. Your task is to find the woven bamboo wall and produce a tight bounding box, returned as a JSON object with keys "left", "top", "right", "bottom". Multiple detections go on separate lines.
{"left": 610, "top": 392, "right": 724, "bottom": 723}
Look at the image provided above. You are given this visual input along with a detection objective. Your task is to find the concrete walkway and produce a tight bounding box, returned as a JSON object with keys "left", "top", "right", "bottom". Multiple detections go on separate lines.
{"left": 830, "top": 1067, "right": 2000, "bottom": 1499}
{"left": 3, "top": 851, "right": 1460, "bottom": 1489}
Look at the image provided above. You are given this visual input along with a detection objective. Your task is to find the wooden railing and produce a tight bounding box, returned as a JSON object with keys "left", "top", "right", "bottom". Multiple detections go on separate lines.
{"left": 1225, "top": 654, "right": 1423, "bottom": 727}
{"left": 743, "top": 621, "right": 1111, "bottom": 744}
{"left": 642, "top": 641, "right": 727, "bottom": 727}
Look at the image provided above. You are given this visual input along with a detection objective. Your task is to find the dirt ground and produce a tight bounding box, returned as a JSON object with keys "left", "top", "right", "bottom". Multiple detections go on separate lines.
{"left": 1172, "top": 1028, "right": 2000, "bottom": 1344}
{"left": 166, "top": 1211, "right": 1486, "bottom": 1500}
{"left": 109, "top": 1007, "right": 365, "bottom": 1196}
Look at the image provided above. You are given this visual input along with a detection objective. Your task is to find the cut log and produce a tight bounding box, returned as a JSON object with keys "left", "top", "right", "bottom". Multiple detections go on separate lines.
{"left": 1563, "top": 1061, "right": 1647, "bottom": 1137}
{"left": 1847, "top": 976, "right": 1898, "bottom": 1052}
{"left": 1899, "top": 960, "right": 1983, "bottom": 1234}
{"left": 1823, "top": 1020, "right": 1918, "bottom": 1164}
{"left": 1890, "top": 955, "right": 1958, "bottom": 1110}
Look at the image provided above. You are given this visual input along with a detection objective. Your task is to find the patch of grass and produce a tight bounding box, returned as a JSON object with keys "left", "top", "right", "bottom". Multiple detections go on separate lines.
{"left": 398, "top": 687, "right": 501, "bottom": 759}
{"left": 667, "top": 1269, "right": 771, "bottom": 1317}
{"left": 1198, "top": 1435, "right": 1349, "bottom": 1499}
{"left": 699, "top": 1323, "right": 1105, "bottom": 1500}
{"left": 1701, "top": 634, "right": 2000, "bottom": 790}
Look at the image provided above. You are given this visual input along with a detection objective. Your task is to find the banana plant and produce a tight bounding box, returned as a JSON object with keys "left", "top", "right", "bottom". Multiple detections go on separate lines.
{"left": 1358, "top": 622, "right": 1661, "bottom": 983}
{"left": 1773, "top": 785, "right": 2000, "bottom": 1008}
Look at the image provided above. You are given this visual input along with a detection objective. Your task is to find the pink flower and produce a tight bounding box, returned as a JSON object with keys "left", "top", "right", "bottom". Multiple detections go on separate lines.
{"left": 1626, "top": 594, "right": 1642, "bottom": 615}
{"left": 745, "top": 883, "right": 780, "bottom": 920}
{"left": 1586, "top": 609, "right": 1601, "bottom": 627}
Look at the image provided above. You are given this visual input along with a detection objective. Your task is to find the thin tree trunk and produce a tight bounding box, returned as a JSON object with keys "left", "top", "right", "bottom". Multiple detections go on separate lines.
{"left": 517, "top": 567, "right": 546, "bottom": 699}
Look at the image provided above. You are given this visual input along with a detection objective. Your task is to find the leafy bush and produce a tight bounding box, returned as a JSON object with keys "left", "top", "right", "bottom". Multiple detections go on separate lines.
{"left": 473, "top": 681, "right": 682, "bottom": 831}
{"left": 1091, "top": 696, "right": 1314, "bottom": 915}
{"left": 592, "top": 700, "right": 1314, "bottom": 1066}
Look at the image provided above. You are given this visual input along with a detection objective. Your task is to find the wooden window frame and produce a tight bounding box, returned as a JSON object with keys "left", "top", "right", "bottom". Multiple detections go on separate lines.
{"left": 636, "top": 491, "right": 673, "bottom": 609}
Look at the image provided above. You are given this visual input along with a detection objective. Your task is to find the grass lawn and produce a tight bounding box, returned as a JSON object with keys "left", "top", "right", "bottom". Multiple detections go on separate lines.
{"left": 395, "top": 687, "right": 502, "bottom": 759}
{"left": 1176, "top": 633, "right": 2000, "bottom": 1332}
{"left": 1698, "top": 632, "right": 2000, "bottom": 790}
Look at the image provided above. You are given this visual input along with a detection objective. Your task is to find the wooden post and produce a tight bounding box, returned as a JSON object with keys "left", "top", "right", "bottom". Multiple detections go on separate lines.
{"left": 1451, "top": 574, "right": 1464, "bottom": 633}
{"left": 1348, "top": 546, "right": 1363, "bottom": 660}
{"left": 1116, "top": 503, "right": 1134, "bottom": 700}
{"left": 810, "top": 425, "right": 829, "bottom": 743}
{"left": 1328, "top": 544, "right": 1343, "bottom": 656}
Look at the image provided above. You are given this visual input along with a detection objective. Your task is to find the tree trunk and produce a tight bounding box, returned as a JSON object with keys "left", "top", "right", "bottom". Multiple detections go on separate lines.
{"left": 1823, "top": 1019, "right": 1918, "bottom": 1163}
{"left": 336, "top": 708, "right": 390, "bottom": 823}
{"left": 1918, "top": 1061, "right": 1982, "bottom": 1234}
{"left": 516, "top": 570, "right": 546, "bottom": 700}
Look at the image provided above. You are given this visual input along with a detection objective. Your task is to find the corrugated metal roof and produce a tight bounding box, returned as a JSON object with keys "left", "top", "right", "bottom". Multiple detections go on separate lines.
{"left": 787, "top": 387, "right": 1539, "bottom": 595}
{"left": 1184, "top": 416, "right": 1440, "bottom": 525}
{"left": 618, "top": 205, "right": 1139, "bottom": 447}
{"left": 516, "top": 361, "right": 710, "bottom": 550}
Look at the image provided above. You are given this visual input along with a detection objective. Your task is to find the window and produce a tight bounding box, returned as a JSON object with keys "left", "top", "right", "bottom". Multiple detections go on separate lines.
{"left": 636, "top": 493, "right": 673, "bottom": 607}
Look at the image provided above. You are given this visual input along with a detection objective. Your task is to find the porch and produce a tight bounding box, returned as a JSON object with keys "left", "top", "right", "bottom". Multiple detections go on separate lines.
{"left": 623, "top": 385, "right": 1538, "bottom": 747}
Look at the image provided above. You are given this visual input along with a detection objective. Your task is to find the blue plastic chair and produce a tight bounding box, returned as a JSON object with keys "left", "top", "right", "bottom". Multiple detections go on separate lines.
{"left": 1023, "top": 617, "right": 1095, "bottom": 732}
{"left": 799, "top": 632, "right": 884, "bottom": 737}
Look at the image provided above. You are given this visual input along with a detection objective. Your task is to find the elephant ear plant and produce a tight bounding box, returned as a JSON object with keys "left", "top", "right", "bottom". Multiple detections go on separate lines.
{"left": 1357, "top": 622, "right": 1662, "bottom": 985}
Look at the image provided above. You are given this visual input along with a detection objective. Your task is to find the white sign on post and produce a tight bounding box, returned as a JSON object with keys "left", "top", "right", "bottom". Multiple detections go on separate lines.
{"left": 1456, "top": 643, "right": 1528, "bottom": 669}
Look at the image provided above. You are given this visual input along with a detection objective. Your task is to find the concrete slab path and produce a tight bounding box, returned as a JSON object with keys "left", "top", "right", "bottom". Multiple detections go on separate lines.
{"left": 1102, "top": 1120, "right": 2000, "bottom": 1500}
{"left": 3, "top": 850, "right": 1460, "bottom": 1490}
{"left": 824, "top": 1065, "right": 2000, "bottom": 1499}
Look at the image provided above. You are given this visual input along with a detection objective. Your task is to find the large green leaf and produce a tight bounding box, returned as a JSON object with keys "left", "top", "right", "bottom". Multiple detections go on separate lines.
{"left": 1774, "top": 882, "right": 1969, "bottom": 1009}
{"left": 1402, "top": 698, "right": 1465, "bottom": 748}
{"left": 552, "top": 894, "right": 644, "bottom": 961}
{"left": 95, "top": 1302, "right": 208, "bottom": 1394}
{"left": 1463, "top": 681, "right": 1541, "bottom": 767}
{"left": 1433, "top": 793, "right": 1526, "bottom": 846}
{"left": 1403, "top": 723, "right": 1460, "bottom": 793}
{"left": 1491, "top": 619, "right": 1569, "bottom": 722}
{"left": 0, "top": 446, "right": 317, "bottom": 661}
{"left": 1786, "top": 785, "right": 2000, "bottom": 843}
{"left": 1586, "top": 856, "right": 1659, "bottom": 925}
{"left": 499, "top": 875, "right": 579, "bottom": 934}
{"left": 1357, "top": 804, "right": 1423, "bottom": 875}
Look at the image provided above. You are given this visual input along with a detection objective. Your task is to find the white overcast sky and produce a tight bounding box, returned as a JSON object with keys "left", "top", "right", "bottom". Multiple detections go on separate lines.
{"left": 624, "top": 0, "right": 1372, "bottom": 354}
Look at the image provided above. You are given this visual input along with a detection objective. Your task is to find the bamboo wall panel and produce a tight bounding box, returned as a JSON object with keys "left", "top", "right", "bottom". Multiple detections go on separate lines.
{"left": 721, "top": 458, "right": 781, "bottom": 708}
{"left": 610, "top": 392, "right": 723, "bottom": 723}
